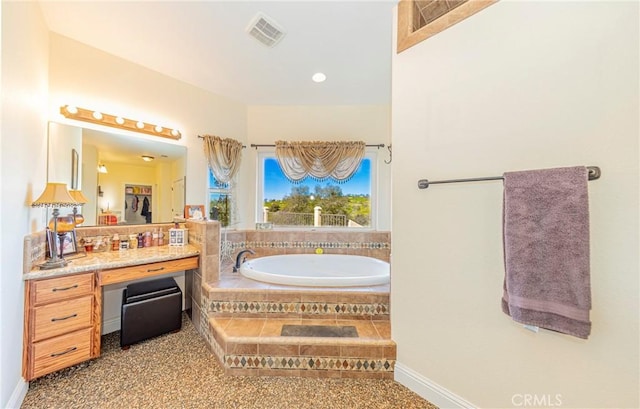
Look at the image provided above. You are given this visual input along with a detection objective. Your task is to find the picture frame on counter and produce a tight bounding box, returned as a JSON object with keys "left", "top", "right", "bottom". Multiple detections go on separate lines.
{"left": 47, "top": 230, "right": 78, "bottom": 258}
{"left": 184, "top": 204, "right": 205, "bottom": 220}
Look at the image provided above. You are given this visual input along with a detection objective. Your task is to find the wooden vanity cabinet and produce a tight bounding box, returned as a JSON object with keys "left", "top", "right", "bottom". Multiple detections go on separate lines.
{"left": 23, "top": 255, "right": 198, "bottom": 380}
{"left": 23, "top": 272, "right": 101, "bottom": 380}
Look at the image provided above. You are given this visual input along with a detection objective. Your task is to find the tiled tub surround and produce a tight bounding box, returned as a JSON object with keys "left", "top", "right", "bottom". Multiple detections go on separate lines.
{"left": 222, "top": 230, "right": 390, "bottom": 262}
{"left": 200, "top": 229, "right": 395, "bottom": 379}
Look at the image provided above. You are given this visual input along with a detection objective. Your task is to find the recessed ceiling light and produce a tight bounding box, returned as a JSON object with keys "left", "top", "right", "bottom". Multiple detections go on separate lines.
{"left": 312, "top": 72, "right": 326, "bottom": 83}
{"left": 141, "top": 155, "right": 154, "bottom": 162}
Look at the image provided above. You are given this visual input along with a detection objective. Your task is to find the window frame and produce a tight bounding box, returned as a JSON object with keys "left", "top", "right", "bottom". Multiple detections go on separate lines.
{"left": 256, "top": 149, "right": 378, "bottom": 230}
{"left": 397, "top": 0, "right": 497, "bottom": 53}
{"left": 207, "top": 168, "right": 234, "bottom": 227}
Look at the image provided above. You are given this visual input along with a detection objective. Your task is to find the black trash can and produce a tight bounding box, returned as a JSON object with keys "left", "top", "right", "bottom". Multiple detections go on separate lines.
{"left": 121, "top": 277, "right": 182, "bottom": 348}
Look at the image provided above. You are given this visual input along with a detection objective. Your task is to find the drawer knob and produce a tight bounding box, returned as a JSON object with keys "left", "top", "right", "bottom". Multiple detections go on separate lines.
{"left": 50, "top": 346, "right": 77, "bottom": 357}
{"left": 147, "top": 267, "right": 165, "bottom": 272}
{"left": 52, "top": 284, "right": 78, "bottom": 292}
{"left": 51, "top": 313, "right": 78, "bottom": 322}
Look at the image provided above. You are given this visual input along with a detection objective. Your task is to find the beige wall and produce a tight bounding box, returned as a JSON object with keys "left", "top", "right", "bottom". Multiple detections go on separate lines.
{"left": 1, "top": 1, "right": 50, "bottom": 406}
{"left": 391, "top": 1, "right": 639, "bottom": 408}
{"left": 48, "top": 33, "right": 248, "bottom": 210}
{"left": 245, "top": 105, "right": 392, "bottom": 230}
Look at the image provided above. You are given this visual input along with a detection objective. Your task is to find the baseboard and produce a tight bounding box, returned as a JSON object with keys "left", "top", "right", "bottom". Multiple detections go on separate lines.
{"left": 4, "top": 377, "right": 28, "bottom": 409}
{"left": 102, "top": 317, "right": 121, "bottom": 334}
{"left": 394, "top": 362, "right": 476, "bottom": 409}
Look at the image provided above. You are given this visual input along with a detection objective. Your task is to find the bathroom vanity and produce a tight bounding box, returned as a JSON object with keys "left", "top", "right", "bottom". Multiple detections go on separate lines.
{"left": 22, "top": 246, "right": 199, "bottom": 380}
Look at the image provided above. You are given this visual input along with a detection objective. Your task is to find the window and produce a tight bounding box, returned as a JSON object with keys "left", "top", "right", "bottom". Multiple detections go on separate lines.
{"left": 208, "top": 169, "right": 232, "bottom": 227}
{"left": 257, "top": 152, "right": 376, "bottom": 229}
{"left": 397, "top": 0, "right": 496, "bottom": 53}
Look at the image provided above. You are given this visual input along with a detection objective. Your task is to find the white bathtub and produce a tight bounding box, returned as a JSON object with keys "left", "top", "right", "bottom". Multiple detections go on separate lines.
{"left": 239, "top": 254, "right": 390, "bottom": 287}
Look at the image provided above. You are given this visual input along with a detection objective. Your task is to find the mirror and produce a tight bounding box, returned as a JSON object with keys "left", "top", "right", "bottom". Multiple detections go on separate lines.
{"left": 48, "top": 122, "right": 187, "bottom": 226}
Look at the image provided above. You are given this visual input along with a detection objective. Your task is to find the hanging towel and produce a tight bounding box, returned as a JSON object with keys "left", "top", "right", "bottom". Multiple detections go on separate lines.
{"left": 502, "top": 166, "right": 591, "bottom": 339}
{"left": 141, "top": 197, "right": 150, "bottom": 217}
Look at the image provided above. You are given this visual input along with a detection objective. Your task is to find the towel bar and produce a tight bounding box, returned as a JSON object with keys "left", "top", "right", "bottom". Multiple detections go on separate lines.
{"left": 418, "top": 166, "right": 601, "bottom": 189}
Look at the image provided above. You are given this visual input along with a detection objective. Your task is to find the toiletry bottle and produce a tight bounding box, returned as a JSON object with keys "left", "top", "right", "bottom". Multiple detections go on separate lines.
{"left": 158, "top": 230, "right": 164, "bottom": 246}
{"left": 111, "top": 234, "right": 120, "bottom": 251}
{"left": 152, "top": 229, "right": 159, "bottom": 247}
{"left": 137, "top": 233, "right": 144, "bottom": 248}
{"left": 129, "top": 234, "right": 138, "bottom": 249}
{"left": 143, "top": 231, "right": 152, "bottom": 247}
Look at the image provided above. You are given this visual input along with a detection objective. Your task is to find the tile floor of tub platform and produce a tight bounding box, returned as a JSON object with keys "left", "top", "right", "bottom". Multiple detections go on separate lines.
{"left": 21, "top": 315, "right": 435, "bottom": 409}
{"left": 213, "top": 317, "right": 391, "bottom": 339}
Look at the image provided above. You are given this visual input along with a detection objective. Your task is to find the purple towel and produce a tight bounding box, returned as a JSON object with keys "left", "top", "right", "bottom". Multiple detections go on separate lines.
{"left": 502, "top": 166, "right": 591, "bottom": 339}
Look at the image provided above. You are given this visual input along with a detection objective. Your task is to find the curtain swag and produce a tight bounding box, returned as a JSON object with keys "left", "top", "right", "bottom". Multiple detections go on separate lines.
{"left": 203, "top": 135, "right": 243, "bottom": 183}
{"left": 275, "top": 140, "right": 366, "bottom": 183}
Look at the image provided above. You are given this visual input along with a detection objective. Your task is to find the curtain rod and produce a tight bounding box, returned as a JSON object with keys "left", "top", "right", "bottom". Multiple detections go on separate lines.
{"left": 249, "top": 143, "right": 385, "bottom": 149}
{"left": 418, "top": 166, "right": 601, "bottom": 189}
{"left": 197, "top": 135, "right": 246, "bottom": 148}
{"left": 196, "top": 136, "right": 385, "bottom": 149}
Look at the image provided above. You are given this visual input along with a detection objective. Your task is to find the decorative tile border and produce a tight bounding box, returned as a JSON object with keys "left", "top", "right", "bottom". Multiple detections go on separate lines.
{"left": 223, "top": 240, "right": 390, "bottom": 251}
{"left": 220, "top": 240, "right": 234, "bottom": 262}
{"left": 225, "top": 355, "right": 395, "bottom": 373}
{"left": 210, "top": 300, "right": 389, "bottom": 317}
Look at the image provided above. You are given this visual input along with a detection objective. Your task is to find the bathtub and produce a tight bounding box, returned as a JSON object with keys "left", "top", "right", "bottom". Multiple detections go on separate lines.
{"left": 239, "top": 254, "right": 390, "bottom": 287}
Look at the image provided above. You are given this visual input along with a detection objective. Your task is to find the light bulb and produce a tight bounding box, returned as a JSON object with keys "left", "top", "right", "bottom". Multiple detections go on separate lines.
{"left": 136, "top": 121, "right": 145, "bottom": 129}
{"left": 92, "top": 111, "right": 103, "bottom": 120}
{"left": 312, "top": 72, "right": 327, "bottom": 83}
{"left": 154, "top": 125, "right": 163, "bottom": 133}
{"left": 66, "top": 105, "right": 78, "bottom": 114}
{"left": 115, "top": 117, "right": 125, "bottom": 125}
{"left": 171, "top": 129, "right": 180, "bottom": 137}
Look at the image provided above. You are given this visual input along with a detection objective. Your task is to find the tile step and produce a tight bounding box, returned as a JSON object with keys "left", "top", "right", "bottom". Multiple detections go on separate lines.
{"left": 208, "top": 316, "right": 396, "bottom": 379}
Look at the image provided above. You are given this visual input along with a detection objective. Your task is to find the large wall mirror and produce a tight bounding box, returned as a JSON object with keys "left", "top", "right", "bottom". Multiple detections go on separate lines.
{"left": 47, "top": 122, "right": 187, "bottom": 227}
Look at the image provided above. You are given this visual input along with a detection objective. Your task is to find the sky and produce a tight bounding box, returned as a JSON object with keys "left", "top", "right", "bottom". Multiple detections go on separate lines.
{"left": 263, "top": 158, "right": 371, "bottom": 201}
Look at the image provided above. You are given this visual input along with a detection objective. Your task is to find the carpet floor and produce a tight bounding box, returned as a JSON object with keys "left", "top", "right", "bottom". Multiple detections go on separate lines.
{"left": 21, "top": 315, "right": 436, "bottom": 409}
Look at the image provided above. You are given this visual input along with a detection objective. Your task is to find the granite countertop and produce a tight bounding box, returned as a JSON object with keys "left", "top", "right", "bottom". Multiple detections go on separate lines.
{"left": 25, "top": 245, "right": 200, "bottom": 280}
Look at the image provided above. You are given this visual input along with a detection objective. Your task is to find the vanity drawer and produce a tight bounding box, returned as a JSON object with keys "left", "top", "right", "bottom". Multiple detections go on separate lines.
{"left": 31, "top": 328, "right": 92, "bottom": 379}
{"left": 32, "top": 296, "right": 93, "bottom": 342}
{"left": 32, "top": 273, "right": 94, "bottom": 305}
{"left": 99, "top": 256, "right": 199, "bottom": 285}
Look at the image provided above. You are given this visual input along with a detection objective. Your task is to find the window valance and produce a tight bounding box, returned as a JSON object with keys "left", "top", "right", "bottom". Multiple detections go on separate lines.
{"left": 275, "top": 140, "right": 365, "bottom": 183}
{"left": 202, "top": 135, "right": 243, "bottom": 183}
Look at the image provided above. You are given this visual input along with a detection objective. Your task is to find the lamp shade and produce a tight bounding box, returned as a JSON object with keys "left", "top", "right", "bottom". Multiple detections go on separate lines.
{"left": 68, "top": 189, "right": 89, "bottom": 205}
{"left": 31, "top": 183, "right": 77, "bottom": 207}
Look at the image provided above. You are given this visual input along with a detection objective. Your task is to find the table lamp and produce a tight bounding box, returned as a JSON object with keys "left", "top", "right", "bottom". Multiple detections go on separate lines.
{"left": 68, "top": 189, "right": 89, "bottom": 226}
{"left": 31, "top": 183, "right": 78, "bottom": 269}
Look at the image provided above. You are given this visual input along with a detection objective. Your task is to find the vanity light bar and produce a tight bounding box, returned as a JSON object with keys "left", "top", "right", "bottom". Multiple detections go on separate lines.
{"left": 60, "top": 105, "right": 182, "bottom": 140}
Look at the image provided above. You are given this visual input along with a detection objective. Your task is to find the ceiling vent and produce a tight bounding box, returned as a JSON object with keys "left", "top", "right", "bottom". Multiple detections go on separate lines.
{"left": 246, "top": 12, "right": 286, "bottom": 48}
